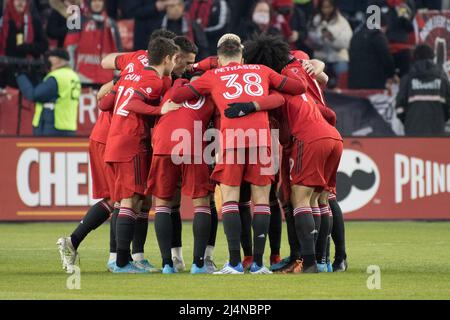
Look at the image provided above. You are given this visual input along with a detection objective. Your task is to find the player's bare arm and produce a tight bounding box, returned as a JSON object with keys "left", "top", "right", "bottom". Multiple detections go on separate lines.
{"left": 101, "top": 52, "right": 127, "bottom": 70}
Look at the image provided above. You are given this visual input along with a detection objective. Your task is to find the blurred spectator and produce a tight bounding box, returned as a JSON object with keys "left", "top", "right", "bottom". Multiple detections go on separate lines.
{"left": 160, "top": 0, "right": 209, "bottom": 58}
{"left": 126, "top": 0, "right": 175, "bottom": 51}
{"left": 47, "top": 0, "right": 85, "bottom": 48}
{"left": 272, "top": 0, "right": 308, "bottom": 50}
{"left": 64, "top": 0, "right": 122, "bottom": 85}
{"left": 237, "top": 0, "right": 282, "bottom": 42}
{"left": 187, "top": 0, "right": 230, "bottom": 55}
{"left": 308, "top": 0, "right": 352, "bottom": 85}
{"left": 227, "top": 0, "right": 256, "bottom": 34}
{"left": 16, "top": 48, "right": 81, "bottom": 136}
{"left": 0, "top": 0, "right": 48, "bottom": 58}
{"left": 370, "top": 0, "right": 416, "bottom": 77}
{"left": 293, "top": 0, "right": 314, "bottom": 23}
{"left": 348, "top": 13, "right": 395, "bottom": 89}
{"left": 396, "top": 44, "right": 450, "bottom": 136}
{"left": 336, "top": 0, "right": 368, "bottom": 29}
{"left": 0, "top": 0, "right": 48, "bottom": 87}
{"left": 415, "top": 0, "right": 442, "bottom": 9}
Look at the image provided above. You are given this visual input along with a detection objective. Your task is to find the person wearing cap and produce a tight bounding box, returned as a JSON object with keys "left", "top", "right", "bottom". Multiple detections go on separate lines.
{"left": 16, "top": 48, "right": 81, "bottom": 136}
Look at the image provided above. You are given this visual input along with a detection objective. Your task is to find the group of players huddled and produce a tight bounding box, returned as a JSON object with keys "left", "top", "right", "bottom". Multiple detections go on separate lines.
{"left": 57, "top": 29, "right": 348, "bottom": 275}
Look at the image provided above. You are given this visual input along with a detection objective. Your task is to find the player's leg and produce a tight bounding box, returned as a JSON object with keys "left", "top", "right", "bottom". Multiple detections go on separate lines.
{"left": 310, "top": 191, "right": 321, "bottom": 244}
{"left": 57, "top": 140, "right": 114, "bottom": 273}
{"left": 204, "top": 194, "right": 218, "bottom": 273}
{"left": 249, "top": 183, "right": 273, "bottom": 274}
{"left": 291, "top": 185, "right": 317, "bottom": 273}
{"left": 268, "top": 184, "right": 282, "bottom": 266}
{"left": 215, "top": 184, "right": 243, "bottom": 273}
{"left": 315, "top": 190, "right": 331, "bottom": 272}
{"left": 131, "top": 195, "right": 158, "bottom": 272}
{"left": 108, "top": 202, "right": 120, "bottom": 268}
{"left": 170, "top": 188, "right": 185, "bottom": 271}
{"left": 330, "top": 195, "right": 347, "bottom": 271}
{"left": 191, "top": 196, "right": 212, "bottom": 273}
{"left": 147, "top": 155, "right": 181, "bottom": 273}
{"left": 113, "top": 153, "right": 150, "bottom": 273}
{"left": 239, "top": 182, "right": 253, "bottom": 269}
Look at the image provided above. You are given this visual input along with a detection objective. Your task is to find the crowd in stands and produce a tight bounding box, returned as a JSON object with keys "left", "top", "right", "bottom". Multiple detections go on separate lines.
{"left": 0, "top": 0, "right": 449, "bottom": 135}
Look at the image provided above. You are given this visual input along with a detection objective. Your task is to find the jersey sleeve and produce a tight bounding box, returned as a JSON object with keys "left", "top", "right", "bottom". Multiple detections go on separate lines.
{"left": 171, "top": 72, "right": 212, "bottom": 103}
{"left": 98, "top": 90, "right": 116, "bottom": 111}
{"left": 189, "top": 56, "right": 219, "bottom": 73}
{"left": 266, "top": 66, "right": 307, "bottom": 96}
{"left": 114, "top": 52, "right": 134, "bottom": 71}
{"left": 135, "top": 76, "right": 163, "bottom": 102}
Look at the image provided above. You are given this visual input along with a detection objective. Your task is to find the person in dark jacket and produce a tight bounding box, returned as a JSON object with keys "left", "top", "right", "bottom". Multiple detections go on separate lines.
{"left": 396, "top": 44, "right": 450, "bottom": 136}
{"left": 348, "top": 15, "right": 396, "bottom": 89}
{"left": 0, "top": 0, "right": 48, "bottom": 87}
{"left": 187, "top": 0, "right": 230, "bottom": 56}
{"left": 126, "top": 0, "right": 174, "bottom": 50}
{"left": 161, "top": 0, "right": 209, "bottom": 59}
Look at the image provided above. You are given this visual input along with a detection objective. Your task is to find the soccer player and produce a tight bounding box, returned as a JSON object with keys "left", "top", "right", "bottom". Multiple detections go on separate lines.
{"left": 238, "top": 34, "right": 343, "bottom": 273}
{"left": 146, "top": 73, "right": 215, "bottom": 274}
{"left": 56, "top": 80, "right": 116, "bottom": 274}
{"left": 104, "top": 37, "right": 179, "bottom": 273}
{"left": 171, "top": 34, "right": 306, "bottom": 274}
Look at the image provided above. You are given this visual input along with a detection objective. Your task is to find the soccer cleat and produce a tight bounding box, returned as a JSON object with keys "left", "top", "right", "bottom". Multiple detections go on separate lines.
{"left": 249, "top": 262, "right": 273, "bottom": 274}
{"left": 107, "top": 260, "right": 116, "bottom": 272}
{"left": 332, "top": 259, "right": 348, "bottom": 272}
{"left": 162, "top": 264, "right": 178, "bottom": 274}
{"left": 242, "top": 256, "right": 253, "bottom": 270}
{"left": 134, "top": 259, "right": 160, "bottom": 273}
{"left": 172, "top": 256, "right": 186, "bottom": 271}
{"left": 213, "top": 262, "right": 244, "bottom": 275}
{"left": 275, "top": 259, "right": 303, "bottom": 274}
{"left": 204, "top": 257, "right": 218, "bottom": 274}
{"left": 302, "top": 263, "right": 319, "bottom": 274}
{"left": 56, "top": 237, "right": 78, "bottom": 273}
{"left": 270, "top": 256, "right": 292, "bottom": 271}
{"left": 270, "top": 254, "right": 282, "bottom": 266}
{"left": 327, "top": 261, "right": 333, "bottom": 272}
{"left": 317, "top": 263, "right": 328, "bottom": 273}
{"left": 111, "top": 262, "right": 150, "bottom": 274}
{"left": 190, "top": 263, "right": 207, "bottom": 274}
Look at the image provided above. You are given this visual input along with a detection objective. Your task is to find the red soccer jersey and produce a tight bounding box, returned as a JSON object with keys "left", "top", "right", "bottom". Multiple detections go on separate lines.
{"left": 284, "top": 94, "right": 342, "bottom": 143}
{"left": 105, "top": 68, "right": 164, "bottom": 162}
{"left": 172, "top": 62, "right": 299, "bottom": 149}
{"left": 115, "top": 50, "right": 172, "bottom": 93}
{"left": 89, "top": 111, "right": 112, "bottom": 144}
{"left": 286, "top": 52, "right": 326, "bottom": 107}
{"left": 152, "top": 87, "right": 215, "bottom": 156}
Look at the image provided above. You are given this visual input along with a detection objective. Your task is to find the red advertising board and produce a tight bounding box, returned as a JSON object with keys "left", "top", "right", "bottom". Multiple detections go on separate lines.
{"left": 0, "top": 137, "right": 449, "bottom": 221}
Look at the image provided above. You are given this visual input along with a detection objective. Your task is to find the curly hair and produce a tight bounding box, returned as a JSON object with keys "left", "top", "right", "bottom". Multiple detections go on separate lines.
{"left": 243, "top": 34, "right": 291, "bottom": 73}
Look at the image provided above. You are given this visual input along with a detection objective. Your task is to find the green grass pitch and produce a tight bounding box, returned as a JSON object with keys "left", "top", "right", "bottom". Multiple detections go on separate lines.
{"left": 0, "top": 221, "right": 449, "bottom": 300}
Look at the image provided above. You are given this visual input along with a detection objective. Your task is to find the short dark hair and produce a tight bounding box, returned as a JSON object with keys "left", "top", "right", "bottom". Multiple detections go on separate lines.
{"left": 413, "top": 44, "right": 435, "bottom": 61}
{"left": 243, "top": 34, "right": 291, "bottom": 73}
{"left": 150, "top": 29, "right": 177, "bottom": 41}
{"left": 217, "top": 39, "right": 242, "bottom": 59}
{"left": 174, "top": 36, "right": 198, "bottom": 55}
{"left": 147, "top": 37, "right": 179, "bottom": 65}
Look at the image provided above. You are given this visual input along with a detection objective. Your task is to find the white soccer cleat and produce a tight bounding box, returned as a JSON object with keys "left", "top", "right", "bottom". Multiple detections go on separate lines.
{"left": 213, "top": 262, "right": 244, "bottom": 275}
{"left": 56, "top": 237, "right": 78, "bottom": 273}
{"left": 172, "top": 256, "right": 186, "bottom": 272}
{"left": 249, "top": 263, "right": 273, "bottom": 275}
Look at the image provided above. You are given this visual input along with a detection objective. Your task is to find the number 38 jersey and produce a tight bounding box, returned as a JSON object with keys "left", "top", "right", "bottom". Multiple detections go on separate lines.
{"left": 105, "top": 68, "right": 163, "bottom": 162}
{"left": 152, "top": 87, "right": 215, "bottom": 156}
{"left": 184, "top": 62, "right": 289, "bottom": 149}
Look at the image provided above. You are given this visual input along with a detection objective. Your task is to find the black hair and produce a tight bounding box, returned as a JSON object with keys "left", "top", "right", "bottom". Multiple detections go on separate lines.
{"left": 413, "top": 44, "right": 435, "bottom": 61}
{"left": 150, "top": 29, "right": 177, "bottom": 41}
{"left": 217, "top": 39, "right": 242, "bottom": 59}
{"left": 147, "top": 37, "right": 179, "bottom": 65}
{"left": 174, "top": 36, "right": 198, "bottom": 55}
{"left": 243, "top": 34, "right": 291, "bottom": 73}
{"left": 317, "top": 0, "right": 338, "bottom": 22}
